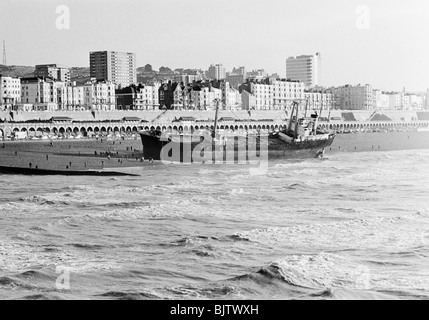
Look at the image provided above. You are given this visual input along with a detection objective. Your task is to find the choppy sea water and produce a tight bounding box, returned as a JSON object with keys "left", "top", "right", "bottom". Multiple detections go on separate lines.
{"left": 1, "top": 149, "right": 429, "bottom": 300}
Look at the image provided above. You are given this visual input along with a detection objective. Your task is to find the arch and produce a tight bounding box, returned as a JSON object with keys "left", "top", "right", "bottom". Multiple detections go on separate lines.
{"left": 80, "top": 127, "right": 87, "bottom": 134}
{"left": 0, "top": 129, "right": 3, "bottom": 138}
{"left": 107, "top": 126, "right": 113, "bottom": 133}
{"left": 173, "top": 126, "right": 178, "bottom": 131}
{"left": 234, "top": 125, "right": 239, "bottom": 130}
{"left": 262, "top": 125, "right": 266, "bottom": 130}
{"left": 150, "top": 126, "right": 156, "bottom": 131}
{"left": 44, "top": 127, "right": 51, "bottom": 133}
{"left": 52, "top": 127, "right": 58, "bottom": 134}
{"left": 179, "top": 126, "right": 184, "bottom": 132}
{"left": 270, "top": 125, "right": 275, "bottom": 131}
{"left": 114, "top": 126, "right": 120, "bottom": 132}
{"left": 94, "top": 127, "right": 100, "bottom": 133}
{"left": 156, "top": 126, "right": 162, "bottom": 131}
{"left": 126, "top": 126, "right": 132, "bottom": 132}
{"left": 120, "top": 126, "right": 126, "bottom": 132}
{"left": 162, "top": 126, "right": 167, "bottom": 131}
{"left": 239, "top": 125, "right": 244, "bottom": 130}
{"left": 73, "top": 127, "right": 80, "bottom": 134}
{"left": 13, "top": 128, "right": 20, "bottom": 132}
{"left": 59, "top": 127, "right": 65, "bottom": 134}
{"left": 66, "top": 127, "right": 72, "bottom": 133}
{"left": 100, "top": 127, "right": 107, "bottom": 133}
{"left": 144, "top": 126, "right": 150, "bottom": 131}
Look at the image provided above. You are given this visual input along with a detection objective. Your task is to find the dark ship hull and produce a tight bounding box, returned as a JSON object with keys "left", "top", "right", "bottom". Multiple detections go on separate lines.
{"left": 140, "top": 131, "right": 336, "bottom": 163}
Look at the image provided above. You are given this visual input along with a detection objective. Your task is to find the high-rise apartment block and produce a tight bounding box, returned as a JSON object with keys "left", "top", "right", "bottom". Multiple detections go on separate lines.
{"left": 286, "top": 53, "right": 322, "bottom": 87}
{"left": 90, "top": 51, "right": 137, "bottom": 88}
{"left": 208, "top": 64, "right": 226, "bottom": 80}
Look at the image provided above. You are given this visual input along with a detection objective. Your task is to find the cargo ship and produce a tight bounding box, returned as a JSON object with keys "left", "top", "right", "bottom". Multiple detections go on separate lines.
{"left": 140, "top": 100, "right": 336, "bottom": 163}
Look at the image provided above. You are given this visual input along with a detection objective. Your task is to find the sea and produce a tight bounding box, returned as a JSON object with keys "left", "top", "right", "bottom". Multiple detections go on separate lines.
{"left": 1, "top": 147, "right": 429, "bottom": 300}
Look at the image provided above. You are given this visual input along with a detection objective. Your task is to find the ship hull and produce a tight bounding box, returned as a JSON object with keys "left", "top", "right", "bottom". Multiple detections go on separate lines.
{"left": 140, "top": 132, "right": 336, "bottom": 163}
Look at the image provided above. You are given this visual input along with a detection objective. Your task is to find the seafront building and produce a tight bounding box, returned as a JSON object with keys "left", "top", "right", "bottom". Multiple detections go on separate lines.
{"left": 90, "top": 51, "right": 137, "bottom": 88}
{"left": 116, "top": 83, "right": 161, "bottom": 110}
{"left": 331, "top": 84, "right": 373, "bottom": 110}
{"left": 57, "top": 82, "right": 85, "bottom": 110}
{"left": 304, "top": 88, "right": 335, "bottom": 112}
{"left": 20, "top": 77, "right": 59, "bottom": 111}
{"left": 0, "top": 75, "right": 21, "bottom": 108}
{"left": 240, "top": 78, "right": 335, "bottom": 111}
{"left": 286, "top": 53, "right": 322, "bottom": 88}
{"left": 35, "top": 64, "right": 71, "bottom": 83}
{"left": 82, "top": 80, "right": 116, "bottom": 111}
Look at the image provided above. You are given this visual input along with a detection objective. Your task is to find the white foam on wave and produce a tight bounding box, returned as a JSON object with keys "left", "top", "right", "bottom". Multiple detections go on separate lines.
{"left": 0, "top": 237, "right": 121, "bottom": 274}
{"left": 265, "top": 253, "right": 373, "bottom": 290}
{"left": 234, "top": 213, "right": 429, "bottom": 252}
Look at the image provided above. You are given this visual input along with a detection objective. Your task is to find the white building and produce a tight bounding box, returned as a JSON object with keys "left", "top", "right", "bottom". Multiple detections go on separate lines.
{"left": 0, "top": 75, "right": 21, "bottom": 108}
{"left": 373, "top": 90, "right": 390, "bottom": 110}
{"left": 250, "top": 82, "right": 273, "bottom": 110}
{"left": 57, "top": 82, "right": 85, "bottom": 110}
{"left": 137, "top": 83, "right": 160, "bottom": 110}
{"left": 226, "top": 87, "right": 241, "bottom": 110}
{"left": 304, "top": 90, "right": 335, "bottom": 112}
{"left": 191, "top": 85, "right": 222, "bottom": 110}
{"left": 272, "top": 80, "right": 305, "bottom": 109}
{"left": 219, "top": 81, "right": 242, "bottom": 110}
{"left": 286, "top": 52, "right": 322, "bottom": 87}
{"left": 20, "top": 77, "right": 58, "bottom": 111}
{"left": 83, "top": 80, "right": 116, "bottom": 110}
{"left": 332, "top": 84, "right": 373, "bottom": 110}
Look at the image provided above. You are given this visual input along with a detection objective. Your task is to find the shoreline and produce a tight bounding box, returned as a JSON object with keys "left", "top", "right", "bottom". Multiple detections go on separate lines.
{"left": 1, "top": 131, "right": 429, "bottom": 176}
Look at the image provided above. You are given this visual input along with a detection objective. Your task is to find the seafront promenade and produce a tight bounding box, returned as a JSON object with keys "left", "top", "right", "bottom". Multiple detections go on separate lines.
{"left": 1, "top": 109, "right": 429, "bottom": 139}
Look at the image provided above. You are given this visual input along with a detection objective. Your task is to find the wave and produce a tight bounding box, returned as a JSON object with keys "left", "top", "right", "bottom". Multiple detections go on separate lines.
{"left": 97, "top": 291, "right": 160, "bottom": 300}
{"left": 231, "top": 213, "right": 429, "bottom": 252}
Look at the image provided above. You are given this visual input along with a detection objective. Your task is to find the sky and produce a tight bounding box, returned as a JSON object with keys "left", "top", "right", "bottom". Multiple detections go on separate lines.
{"left": 0, "top": 0, "right": 428, "bottom": 91}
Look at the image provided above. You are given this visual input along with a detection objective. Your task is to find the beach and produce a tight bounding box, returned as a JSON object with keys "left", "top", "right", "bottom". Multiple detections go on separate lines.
{"left": 1, "top": 131, "right": 429, "bottom": 175}
{"left": 0, "top": 137, "right": 149, "bottom": 173}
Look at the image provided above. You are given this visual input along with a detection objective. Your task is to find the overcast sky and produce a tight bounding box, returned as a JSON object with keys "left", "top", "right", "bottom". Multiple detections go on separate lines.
{"left": 1, "top": 0, "right": 428, "bottom": 91}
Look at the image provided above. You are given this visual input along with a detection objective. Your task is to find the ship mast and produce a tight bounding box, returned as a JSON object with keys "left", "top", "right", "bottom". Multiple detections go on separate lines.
{"left": 294, "top": 101, "right": 300, "bottom": 139}
{"left": 212, "top": 98, "right": 220, "bottom": 139}
{"left": 288, "top": 102, "right": 296, "bottom": 132}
